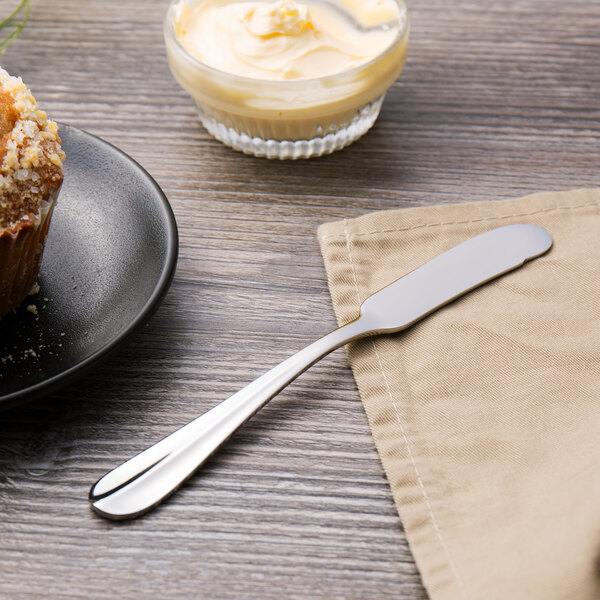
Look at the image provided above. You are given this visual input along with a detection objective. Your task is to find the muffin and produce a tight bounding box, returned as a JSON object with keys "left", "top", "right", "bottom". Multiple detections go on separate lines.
{"left": 0, "top": 67, "right": 64, "bottom": 318}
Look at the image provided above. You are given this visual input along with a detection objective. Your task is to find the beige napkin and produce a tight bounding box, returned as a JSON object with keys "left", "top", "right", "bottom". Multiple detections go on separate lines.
{"left": 318, "top": 189, "right": 600, "bottom": 600}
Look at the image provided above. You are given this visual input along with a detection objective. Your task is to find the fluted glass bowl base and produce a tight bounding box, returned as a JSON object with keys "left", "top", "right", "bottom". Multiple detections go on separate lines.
{"left": 197, "top": 96, "right": 385, "bottom": 159}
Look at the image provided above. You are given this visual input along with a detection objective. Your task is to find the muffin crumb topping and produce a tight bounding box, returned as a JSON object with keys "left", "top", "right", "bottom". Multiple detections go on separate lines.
{"left": 0, "top": 67, "right": 65, "bottom": 230}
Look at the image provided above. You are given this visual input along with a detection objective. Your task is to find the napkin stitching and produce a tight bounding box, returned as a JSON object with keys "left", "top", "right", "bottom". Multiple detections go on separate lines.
{"left": 344, "top": 219, "right": 362, "bottom": 305}
{"left": 321, "top": 201, "right": 599, "bottom": 241}
{"left": 343, "top": 220, "right": 468, "bottom": 599}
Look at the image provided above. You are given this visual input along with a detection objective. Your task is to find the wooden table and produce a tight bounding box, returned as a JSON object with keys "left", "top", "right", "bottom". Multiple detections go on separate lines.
{"left": 1, "top": 1, "right": 598, "bottom": 598}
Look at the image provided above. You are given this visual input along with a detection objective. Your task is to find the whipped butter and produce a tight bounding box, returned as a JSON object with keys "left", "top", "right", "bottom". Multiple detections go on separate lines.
{"left": 174, "top": 0, "right": 402, "bottom": 80}
{"left": 165, "top": 0, "right": 409, "bottom": 155}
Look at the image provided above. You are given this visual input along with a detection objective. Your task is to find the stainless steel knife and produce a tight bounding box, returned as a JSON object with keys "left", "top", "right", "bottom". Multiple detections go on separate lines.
{"left": 90, "top": 223, "right": 552, "bottom": 520}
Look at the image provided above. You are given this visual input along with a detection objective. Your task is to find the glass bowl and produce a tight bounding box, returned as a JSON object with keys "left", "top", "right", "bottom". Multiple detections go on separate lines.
{"left": 163, "top": 0, "right": 409, "bottom": 159}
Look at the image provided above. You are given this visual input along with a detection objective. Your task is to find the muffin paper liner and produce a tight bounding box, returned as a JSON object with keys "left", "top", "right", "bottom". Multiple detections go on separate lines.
{"left": 0, "top": 188, "right": 59, "bottom": 318}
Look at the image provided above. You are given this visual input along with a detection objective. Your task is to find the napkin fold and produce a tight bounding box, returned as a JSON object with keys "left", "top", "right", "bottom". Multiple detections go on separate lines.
{"left": 318, "top": 189, "right": 600, "bottom": 600}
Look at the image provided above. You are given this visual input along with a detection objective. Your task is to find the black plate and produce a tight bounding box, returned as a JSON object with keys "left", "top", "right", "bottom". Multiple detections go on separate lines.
{"left": 0, "top": 124, "right": 178, "bottom": 409}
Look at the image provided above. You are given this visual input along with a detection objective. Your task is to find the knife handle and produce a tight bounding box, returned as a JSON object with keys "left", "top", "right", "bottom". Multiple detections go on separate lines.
{"left": 89, "top": 318, "right": 368, "bottom": 519}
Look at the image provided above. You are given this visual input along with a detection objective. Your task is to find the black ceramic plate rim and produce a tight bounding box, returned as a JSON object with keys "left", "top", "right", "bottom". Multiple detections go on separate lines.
{"left": 1, "top": 124, "right": 179, "bottom": 409}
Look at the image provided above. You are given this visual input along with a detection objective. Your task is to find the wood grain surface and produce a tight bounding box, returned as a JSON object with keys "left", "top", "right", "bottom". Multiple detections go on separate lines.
{"left": 1, "top": 0, "right": 599, "bottom": 598}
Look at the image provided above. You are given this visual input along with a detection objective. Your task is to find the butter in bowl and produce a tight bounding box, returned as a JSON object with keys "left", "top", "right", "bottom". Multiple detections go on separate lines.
{"left": 164, "top": 0, "right": 409, "bottom": 158}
